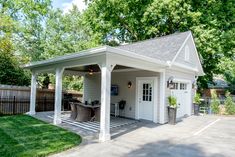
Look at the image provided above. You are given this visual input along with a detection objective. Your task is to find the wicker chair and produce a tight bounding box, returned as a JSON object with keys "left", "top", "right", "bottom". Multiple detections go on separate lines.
{"left": 70, "top": 102, "right": 77, "bottom": 120}
{"left": 94, "top": 107, "right": 100, "bottom": 121}
{"left": 75, "top": 105, "right": 91, "bottom": 122}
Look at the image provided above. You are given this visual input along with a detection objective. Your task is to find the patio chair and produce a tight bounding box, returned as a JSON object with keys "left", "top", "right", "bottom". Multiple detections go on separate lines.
{"left": 94, "top": 107, "right": 100, "bottom": 121}
{"left": 75, "top": 105, "right": 91, "bottom": 122}
{"left": 70, "top": 102, "right": 77, "bottom": 120}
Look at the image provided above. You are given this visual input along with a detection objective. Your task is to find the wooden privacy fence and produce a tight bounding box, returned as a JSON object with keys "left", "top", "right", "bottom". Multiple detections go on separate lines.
{"left": 0, "top": 85, "right": 82, "bottom": 115}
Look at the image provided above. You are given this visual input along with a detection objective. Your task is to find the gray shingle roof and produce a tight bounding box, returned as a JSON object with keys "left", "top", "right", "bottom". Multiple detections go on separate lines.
{"left": 117, "top": 31, "right": 191, "bottom": 62}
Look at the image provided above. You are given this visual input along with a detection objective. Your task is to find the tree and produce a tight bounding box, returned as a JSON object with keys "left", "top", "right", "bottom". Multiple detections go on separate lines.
{"left": 0, "top": 0, "right": 52, "bottom": 62}
{"left": 83, "top": 0, "right": 235, "bottom": 89}
{"left": 224, "top": 92, "right": 235, "bottom": 115}
{"left": 0, "top": 50, "right": 30, "bottom": 86}
{"left": 0, "top": 8, "right": 30, "bottom": 86}
{"left": 210, "top": 90, "right": 220, "bottom": 114}
{"left": 219, "top": 57, "right": 235, "bottom": 94}
{"left": 42, "top": 5, "right": 99, "bottom": 59}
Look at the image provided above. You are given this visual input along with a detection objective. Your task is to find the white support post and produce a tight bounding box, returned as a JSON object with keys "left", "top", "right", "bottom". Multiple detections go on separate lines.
{"left": 54, "top": 67, "right": 64, "bottom": 125}
{"left": 159, "top": 71, "right": 166, "bottom": 124}
{"left": 99, "top": 64, "right": 111, "bottom": 142}
{"left": 29, "top": 72, "right": 37, "bottom": 115}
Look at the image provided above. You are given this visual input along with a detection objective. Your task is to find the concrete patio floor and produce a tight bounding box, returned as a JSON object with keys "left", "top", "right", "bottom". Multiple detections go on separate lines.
{"left": 33, "top": 111, "right": 140, "bottom": 143}
{"left": 49, "top": 115, "right": 235, "bottom": 157}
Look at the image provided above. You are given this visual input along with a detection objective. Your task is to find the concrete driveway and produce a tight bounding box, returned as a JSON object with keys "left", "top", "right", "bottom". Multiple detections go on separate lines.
{"left": 51, "top": 115, "right": 235, "bottom": 157}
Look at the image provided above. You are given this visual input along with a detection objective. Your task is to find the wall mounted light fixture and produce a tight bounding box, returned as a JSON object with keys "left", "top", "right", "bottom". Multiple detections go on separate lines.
{"left": 128, "top": 81, "right": 132, "bottom": 88}
{"left": 167, "top": 76, "right": 174, "bottom": 89}
{"left": 88, "top": 68, "right": 93, "bottom": 75}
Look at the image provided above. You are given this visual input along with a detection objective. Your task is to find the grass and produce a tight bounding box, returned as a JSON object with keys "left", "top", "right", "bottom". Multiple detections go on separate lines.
{"left": 0, "top": 115, "right": 81, "bottom": 157}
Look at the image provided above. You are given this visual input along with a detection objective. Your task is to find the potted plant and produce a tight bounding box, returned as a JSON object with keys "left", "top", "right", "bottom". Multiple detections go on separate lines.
{"left": 193, "top": 93, "right": 201, "bottom": 116}
{"left": 168, "top": 96, "right": 177, "bottom": 125}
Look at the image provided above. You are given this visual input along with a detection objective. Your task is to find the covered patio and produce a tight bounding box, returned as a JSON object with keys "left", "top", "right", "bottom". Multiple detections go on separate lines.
{"left": 25, "top": 46, "right": 168, "bottom": 142}
{"left": 33, "top": 111, "right": 139, "bottom": 136}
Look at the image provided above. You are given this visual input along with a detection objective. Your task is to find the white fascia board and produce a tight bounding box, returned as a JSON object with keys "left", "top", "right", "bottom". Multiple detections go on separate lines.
{"left": 24, "top": 46, "right": 108, "bottom": 69}
{"left": 171, "top": 62, "right": 199, "bottom": 73}
{"left": 24, "top": 45, "right": 168, "bottom": 70}
{"left": 189, "top": 33, "right": 205, "bottom": 75}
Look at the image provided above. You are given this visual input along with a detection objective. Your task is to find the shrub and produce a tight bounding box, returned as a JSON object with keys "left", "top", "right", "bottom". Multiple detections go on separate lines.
{"left": 210, "top": 91, "right": 220, "bottom": 114}
{"left": 168, "top": 96, "right": 177, "bottom": 108}
{"left": 224, "top": 92, "right": 235, "bottom": 115}
{"left": 193, "top": 93, "right": 201, "bottom": 105}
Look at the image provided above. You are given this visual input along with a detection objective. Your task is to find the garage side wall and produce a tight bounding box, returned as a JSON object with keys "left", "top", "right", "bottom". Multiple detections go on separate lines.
{"left": 84, "top": 70, "right": 160, "bottom": 119}
{"left": 165, "top": 69, "right": 196, "bottom": 121}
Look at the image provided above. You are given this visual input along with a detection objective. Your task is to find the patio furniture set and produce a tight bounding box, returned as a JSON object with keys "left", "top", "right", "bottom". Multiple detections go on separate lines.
{"left": 69, "top": 102, "right": 101, "bottom": 122}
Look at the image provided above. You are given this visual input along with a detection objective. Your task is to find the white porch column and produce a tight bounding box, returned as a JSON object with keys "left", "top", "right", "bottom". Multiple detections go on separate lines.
{"left": 159, "top": 71, "right": 166, "bottom": 124}
{"left": 99, "top": 64, "right": 112, "bottom": 142}
{"left": 54, "top": 67, "right": 64, "bottom": 125}
{"left": 29, "top": 72, "right": 37, "bottom": 115}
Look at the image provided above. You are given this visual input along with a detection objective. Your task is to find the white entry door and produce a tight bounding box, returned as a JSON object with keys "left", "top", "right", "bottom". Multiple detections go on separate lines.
{"left": 138, "top": 80, "right": 154, "bottom": 121}
{"left": 171, "top": 82, "right": 190, "bottom": 118}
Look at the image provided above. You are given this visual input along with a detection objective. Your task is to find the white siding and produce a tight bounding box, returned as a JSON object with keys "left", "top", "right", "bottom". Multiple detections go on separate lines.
{"left": 165, "top": 69, "right": 196, "bottom": 121}
{"left": 84, "top": 70, "right": 160, "bottom": 119}
{"left": 175, "top": 37, "right": 198, "bottom": 69}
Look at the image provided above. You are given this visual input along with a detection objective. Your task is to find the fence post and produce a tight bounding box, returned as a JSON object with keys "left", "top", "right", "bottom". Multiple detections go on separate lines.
{"left": 13, "top": 96, "right": 16, "bottom": 115}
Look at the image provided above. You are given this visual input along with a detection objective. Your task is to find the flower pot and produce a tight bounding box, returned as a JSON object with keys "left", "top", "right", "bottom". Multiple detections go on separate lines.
{"left": 168, "top": 106, "right": 177, "bottom": 125}
{"left": 194, "top": 103, "right": 200, "bottom": 116}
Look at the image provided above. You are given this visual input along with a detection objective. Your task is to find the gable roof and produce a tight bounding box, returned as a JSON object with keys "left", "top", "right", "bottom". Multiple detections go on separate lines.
{"left": 24, "top": 31, "right": 204, "bottom": 76}
{"left": 117, "top": 31, "right": 191, "bottom": 62}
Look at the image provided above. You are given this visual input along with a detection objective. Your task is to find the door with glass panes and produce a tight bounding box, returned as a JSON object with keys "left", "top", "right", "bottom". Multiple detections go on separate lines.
{"left": 170, "top": 82, "right": 190, "bottom": 118}
{"left": 138, "top": 80, "right": 154, "bottom": 121}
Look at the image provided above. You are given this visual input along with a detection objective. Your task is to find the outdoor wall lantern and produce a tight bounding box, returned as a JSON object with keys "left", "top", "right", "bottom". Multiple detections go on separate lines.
{"left": 88, "top": 68, "right": 93, "bottom": 75}
{"left": 128, "top": 81, "right": 132, "bottom": 88}
{"left": 167, "top": 76, "right": 174, "bottom": 89}
{"left": 192, "top": 80, "right": 198, "bottom": 89}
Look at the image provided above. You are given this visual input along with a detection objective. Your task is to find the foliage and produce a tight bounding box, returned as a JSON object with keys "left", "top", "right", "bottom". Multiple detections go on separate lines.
{"left": 84, "top": 0, "right": 235, "bottom": 89}
{"left": 1, "top": 0, "right": 235, "bottom": 91}
{"left": 219, "top": 58, "right": 235, "bottom": 94}
{"left": 224, "top": 92, "right": 235, "bottom": 115}
{"left": 210, "top": 90, "right": 220, "bottom": 114}
{"left": 63, "top": 76, "right": 83, "bottom": 91}
{"left": 42, "top": 6, "right": 99, "bottom": 59}
{"left": 0, "top": 115, "right": 81, "bottom": 157}
{"left": 168, "top": 96, "right": 177, "bottom": 108}
{"left": 1, "top": 0, "right": 52, "bottom": 62}
{"left": 0, "top": 50, "right": 30, "bottom": 86}
{"left": 193, "top": 93, "right": 201, "bottom": 105}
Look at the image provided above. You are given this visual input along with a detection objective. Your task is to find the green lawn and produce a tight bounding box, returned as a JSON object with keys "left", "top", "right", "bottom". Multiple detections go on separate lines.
{"left": 0, "top": 115, "right": 81, "bottom": 157}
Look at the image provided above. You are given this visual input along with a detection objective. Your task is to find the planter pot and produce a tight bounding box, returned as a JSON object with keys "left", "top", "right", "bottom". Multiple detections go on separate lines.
{"left": 194, "top": 103, "right": 200, "bottom": 116}
{"left": 168, "top": 106, "right": 177, "bottom": 125}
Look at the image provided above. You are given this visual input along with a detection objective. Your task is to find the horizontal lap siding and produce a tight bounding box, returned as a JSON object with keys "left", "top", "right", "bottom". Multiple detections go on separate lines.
{"left": 84, "top": 70, "right": 160, "bottom": 119}
{"left": 165, "top": 70, "right": 196, "bottom": 121}
{"left": 175, "top": 37, "right": 198, "bottom": 69}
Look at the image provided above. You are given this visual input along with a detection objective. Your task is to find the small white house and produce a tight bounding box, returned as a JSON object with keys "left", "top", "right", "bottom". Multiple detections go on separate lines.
{"left": 25, "top": 31, "right": 204, "bottom": 142}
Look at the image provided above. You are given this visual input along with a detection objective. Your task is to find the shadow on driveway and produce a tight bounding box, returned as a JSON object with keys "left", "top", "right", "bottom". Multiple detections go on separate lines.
{"left": 124, "top": 140, "right": 225, "bottom": 157}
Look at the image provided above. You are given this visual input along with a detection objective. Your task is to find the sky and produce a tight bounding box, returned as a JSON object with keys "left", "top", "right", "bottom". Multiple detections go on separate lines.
{"left": 52, "top": 0, "right": 87, "bottom": 13}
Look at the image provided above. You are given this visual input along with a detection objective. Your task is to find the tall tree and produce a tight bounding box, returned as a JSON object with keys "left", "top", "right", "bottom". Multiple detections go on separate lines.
{"left": 83, "top": 0, "right": 235, "bottom": 89}
{"left": 0, "top": 0, "right": 52, "bottom": 62}
{"left": 42, "top": 5, "right": 99, "bottom": 59}
{"left": 0, "top": 7, "right": 30, "bottom": 85}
